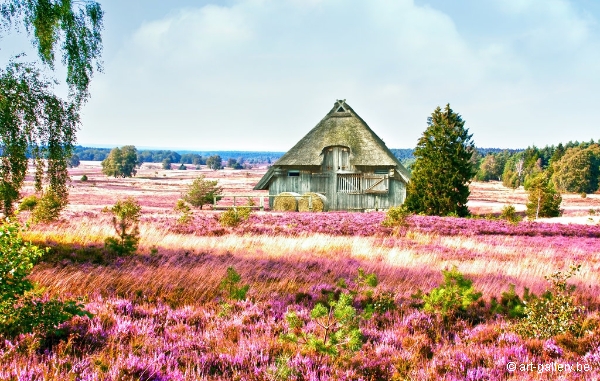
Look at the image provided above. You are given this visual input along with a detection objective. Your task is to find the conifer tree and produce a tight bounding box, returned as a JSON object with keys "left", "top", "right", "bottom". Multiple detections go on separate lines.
{"left": 404, "top": 104, "right": 475, "bottom": 217}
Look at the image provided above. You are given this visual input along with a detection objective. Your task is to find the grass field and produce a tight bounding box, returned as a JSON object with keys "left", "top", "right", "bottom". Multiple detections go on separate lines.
{"left": 1, "top": 162, "right": 600, "bottom": 380}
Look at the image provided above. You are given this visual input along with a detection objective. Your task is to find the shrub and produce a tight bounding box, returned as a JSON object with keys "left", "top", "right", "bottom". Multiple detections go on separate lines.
{"left": 32, "top": 191, "right": 64, "bottom": 223}
{"left": 18, "top": 195, "right": 39, "bottom": 212}
{"left": 174, "top": 199, "right": 192, "bottom": 224}
{"left": 500, "top": 204, "right": 521, "bottom": 224}
{"left": 516, "top": 265, "right": 585, "bottom": 339}
{"left": 281, "top": 292, "right": 364, "bottom": 358}
{"left": 219, "top": 267, "right": 249, "bottom": 301}
{"left": 0, "top": 219, "right": 90, "bottom": 339}
{"left": 103, "top": 197, "right": 141, "bottom": 256}
{"left": 178, "top": 163, "right": 187, "bottom": 170}
{"left": 415, "top": 267, "right": 482, "bottom": 323}
{"left": 81, "top": 174, "right": 88, "bottom": 181}
{"left": 490, "top": 284, "right": 531, "bottom": 319}
{"left": 183, "top": 175, "right": 222, "bottom": 209}
{"left": 219, "top": 199, "right": 253, "bottom": 227}
{"left": 338, "top": 268, "right": 395, "bottom": 317}
{"left": 382, "top": 205, "right": 411, "bottom": 234}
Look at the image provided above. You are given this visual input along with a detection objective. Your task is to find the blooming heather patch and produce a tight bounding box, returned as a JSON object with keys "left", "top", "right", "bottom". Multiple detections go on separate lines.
{"left": 157, "top": 212, "right": 600, "bottom": 238}
{"left": 0, "top": 295, "right": 599, "bottom": 380}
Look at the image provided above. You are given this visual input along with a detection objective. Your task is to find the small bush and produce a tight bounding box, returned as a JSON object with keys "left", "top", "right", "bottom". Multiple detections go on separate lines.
{"left": 219, "top": 267, "right": 249, "bottom": 301}
{"left": 18, "top": 195, "right": 39, "bottom": 212}
{"left": 415, "top": 267, "right": 482, "bottom": 323}
{"left": 81, "top": 174, "right": 88, "bottom": 181}
{"left": 516, "top": 265, "right": 585, "bottom": 339}
{"left": 103, "top": 197, "right": 141, "bottom": 256}
{"left": 0, "top": 219, "right": 90, "bottom": 339}
{"left": 500, "top": 204, "right": 521, "bottom": 224}
{"left": 581, "top": 193, "right": 587, "bottom": 198}
{"left": 382, "top": 205, "right": 411, "bottom": 230}
{"left": 219, "top": 199, "right": 254, "bottom": 227}
{"left": 178, "top": 163, "right": 187, "bottom": 170}
{"left": 281, "top": 292, "right": 364, "bottom": 359}
{"left": 490, "top": 284, "right": 532, "bottom": 319}
{"left": 32, "top": 191, "right": 63, "bottom": 223}
{"left": 174, "top": 199, "right": 192, "bottom": 224}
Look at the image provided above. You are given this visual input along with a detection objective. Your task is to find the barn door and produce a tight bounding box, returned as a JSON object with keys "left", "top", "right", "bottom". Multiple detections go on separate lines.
{"left": 364, "top": 175, "right": 389, "bottom": 194}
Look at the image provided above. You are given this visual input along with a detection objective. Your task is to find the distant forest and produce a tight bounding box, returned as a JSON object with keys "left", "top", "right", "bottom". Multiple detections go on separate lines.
{"left": 73, "top": 147, "right": 284, "bottom": 165}
{"left": 73, "top": 146, "right": 524, "bottom": 167}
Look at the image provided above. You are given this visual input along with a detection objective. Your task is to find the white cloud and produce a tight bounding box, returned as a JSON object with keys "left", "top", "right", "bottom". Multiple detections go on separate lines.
{"left": 80, "top": 0, "right": 600, "bottom": 150}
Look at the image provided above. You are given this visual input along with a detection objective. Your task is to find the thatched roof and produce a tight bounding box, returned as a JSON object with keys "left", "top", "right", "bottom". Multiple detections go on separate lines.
{"left": 254, "top": 100, "right": 410, "bottom": 190}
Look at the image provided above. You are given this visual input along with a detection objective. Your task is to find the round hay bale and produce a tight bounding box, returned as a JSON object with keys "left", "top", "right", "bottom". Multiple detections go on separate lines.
{"left": 298, "top": 192, "right": 327, "bottom": 212}
{"left": 273, "top": 192, "right": 301, "bottom": 212}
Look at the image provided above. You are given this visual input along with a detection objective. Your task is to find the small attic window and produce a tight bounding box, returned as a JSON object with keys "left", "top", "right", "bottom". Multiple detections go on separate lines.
{"left": 288, "top": 170, "right": 300, "bottom": 177}
{"left": 336, "top": 106, "right": 345, "bottom": 112}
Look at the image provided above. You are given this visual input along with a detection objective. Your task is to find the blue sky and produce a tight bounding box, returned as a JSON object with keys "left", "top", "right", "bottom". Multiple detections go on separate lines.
{"left": 2, "top": 0, "right": 600, "bottom": 151}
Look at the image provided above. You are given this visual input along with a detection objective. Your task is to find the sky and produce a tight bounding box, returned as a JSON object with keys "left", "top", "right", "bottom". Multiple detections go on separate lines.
{"left": 2, "top": 0, "right": 600, "bottom": 151}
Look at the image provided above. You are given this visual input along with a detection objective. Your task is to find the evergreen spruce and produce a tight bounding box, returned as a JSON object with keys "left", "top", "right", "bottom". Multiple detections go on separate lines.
{"left": 405, "top": 104, "right": 475, "bottom": 217}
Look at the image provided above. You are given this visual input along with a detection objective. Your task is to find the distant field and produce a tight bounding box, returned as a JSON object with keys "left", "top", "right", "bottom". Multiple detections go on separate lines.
{"left": 3, "top": 161, "right": 599, "bottom": 380}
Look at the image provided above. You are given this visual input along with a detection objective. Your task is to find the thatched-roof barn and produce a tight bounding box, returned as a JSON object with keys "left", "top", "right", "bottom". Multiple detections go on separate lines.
{"left": 254, "top": 100, "right": 410, "bottom": 211}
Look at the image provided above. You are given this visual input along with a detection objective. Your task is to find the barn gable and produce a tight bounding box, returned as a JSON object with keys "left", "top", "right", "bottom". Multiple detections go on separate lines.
{"left": 255, "top": 100, "right": 410, "bottom": 191}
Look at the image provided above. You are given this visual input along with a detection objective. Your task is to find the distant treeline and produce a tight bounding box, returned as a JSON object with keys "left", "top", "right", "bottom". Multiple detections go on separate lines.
{"left": 474, "top": 139, "right": 600, "bottom": 194}
{"left": 390, "top": 147, "right": 524, "bottom": 171}
{"left": 73, "top": 146, "right": 284, "bottom": 165}
{"left": 72, "top": 146, "right": 527, "bottom": 168}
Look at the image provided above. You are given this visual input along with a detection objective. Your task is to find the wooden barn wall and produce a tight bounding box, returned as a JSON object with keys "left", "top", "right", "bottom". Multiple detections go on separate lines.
{"left": 268, "top": 173, "right": 406, "bottom": 211}
{"left": 267, "top": 173, "right": 312, "bottom": 208}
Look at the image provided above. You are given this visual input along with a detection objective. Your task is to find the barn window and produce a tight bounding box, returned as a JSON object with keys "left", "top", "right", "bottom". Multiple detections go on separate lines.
{"left": 374, "top": 169, "right": 389, "bottom": 174}
{"left": 288, "top": 170, "right": 300, "bottom": 177}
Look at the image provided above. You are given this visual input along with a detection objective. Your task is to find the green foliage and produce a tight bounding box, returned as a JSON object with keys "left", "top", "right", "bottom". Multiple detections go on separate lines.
{"left": 31, "top": 190, "right": 63, "bottom": 223}
{"left": 490, "top": 284, "right": 532, "bottom": 319}
{"left": 101, "top": 146, "right": 139, "bottom": 178}
{"left": 0, "top": 219, "right": 44, "bottom": 303}
{"left": 178, "top": 163, "right": 187, "bottom": 170}
{"left": 80, "top": 174, "right": 88, "bottom": 181}
{"left": 206, "top": 155, "right": 223, "bottom": 170}
{"left": 516, "top": 265, "right": 585, "bottom": 339}
{"left": 526, "top": 172, "right": 562, "bottom": 219}
{"left": 382, "top": 205, "right": 411, "bottom": 234}
{"left": 0, "top": 218, "right": 89, "bottom": 338}
{"left": 268, "top": 355, "right": 296, "bottom": 381}
{"left": 174, "top": 199, "right": 192, "bottom": 225}
{"left": 500, "top": 204, "right": 521, "bottom": 224}
{"left": 18, "top": 195, "right": 39, "bottom": 212}
{"left": 219, "top": 199, "right": 253, "bottom": 227}
{"left": 282, "top": 292, "right": 363, "bottom": 358}
{"left": 183, "top": 175, "right": 222, "bottom": 210}
{"left": 219, "top": 267, "right": 249, "bottom": 301}
{"left": 417, "top": 267, "right": 482, "bottom": 322}
{"left": 476, "top": 153, "right": 507, "bottom": 182}
{"left": 0, "top": 292, "right": 90, "bottom": 338}
{"left": 162, "top": 158, "right": 172, "bottom": 170}
{"left": 103, "top": 197, "right": 141, "bottom": 256}
{"left": 0, "top": 61, "right": 76, "bottom": 216}
{"left": 351, "top": 268, "right": 395, "bottom": 316}
{"left": 0, "top": 0, "right": 103, "bottom": 216}
{"left": 68, "top": 154, "right": 80, "bottom": 168}
{"left": 404, "top": 104, "right": 475, "bottom": 217}
{"left": 1, "top": 0, "right": 104, "bottom": 104}
{"left": 552, "top": 144, "right": 600, "bottom": 194}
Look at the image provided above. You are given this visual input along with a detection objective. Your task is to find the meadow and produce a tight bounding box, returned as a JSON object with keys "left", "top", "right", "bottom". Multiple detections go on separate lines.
{"left": 1, "top": 162, "right": 600, "bottom": 380}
